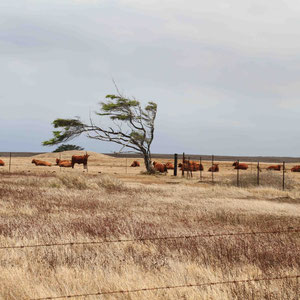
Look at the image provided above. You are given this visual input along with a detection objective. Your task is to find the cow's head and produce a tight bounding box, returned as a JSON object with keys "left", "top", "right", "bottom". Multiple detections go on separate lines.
{"left": 31, "top": 159, "right": 36, "bottom": 164}
{"left": 56, "top": 158, "right": 60, "bottom": 165}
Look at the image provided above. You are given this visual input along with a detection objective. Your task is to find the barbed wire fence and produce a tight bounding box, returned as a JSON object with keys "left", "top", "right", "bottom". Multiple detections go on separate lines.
{"left": 29, "top": 275, "right": 300, "bottom": 300}
{"left": 1, "top": 152, "right": 300, "bottom": 191}
{"left": 1, "top": 228, "right": 299, "bottom": 299}
{"left": 0, "top": 228, "right": 299, "bottom": 250}
{"left": 175, "top": 152, "right": 300, "bottom": 190}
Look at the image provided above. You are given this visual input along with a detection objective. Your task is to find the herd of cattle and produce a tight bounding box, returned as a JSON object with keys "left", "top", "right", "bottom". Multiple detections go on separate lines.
{"left": 1, "top": 155, "right": 300, "bottom": 173}
{"left": 32, "top": 154, "right": 90, "bottom": 168}
{"left": 0, "top": 154, "right": 90, "bottom": 169}
{"left": 131, "top": 160, "right": 300, "bottom": 173}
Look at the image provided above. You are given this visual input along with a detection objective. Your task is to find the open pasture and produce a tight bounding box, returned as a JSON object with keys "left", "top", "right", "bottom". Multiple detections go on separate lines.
{"left": 1, "top": 151, "right": 300, "bottom": 189}
{"left": 0, "top": 151, "right": 299, "bottom": 299}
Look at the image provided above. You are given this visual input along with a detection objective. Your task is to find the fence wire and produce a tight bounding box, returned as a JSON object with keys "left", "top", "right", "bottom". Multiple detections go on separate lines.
{"left": 29, "top": 274, "right": 300, "bottom": 300}
{"left": 0, "top": 228, "right": 298, "bottom": 250}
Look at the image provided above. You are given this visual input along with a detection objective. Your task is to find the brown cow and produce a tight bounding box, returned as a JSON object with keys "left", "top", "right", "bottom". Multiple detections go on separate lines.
{"left": 232, "top": 161, "right": 248, "bottom": 170}
{"left": 56, "top": 158, "right": 71, "bottom": 165}
{"left": 130, "top": 161, "right": 140, "bottom": 167}
{"left": 179, "top": 161, "right": 203, "bottom": 171}
{"left": 57, "top": 160, "right": 72, "bottom": 168}
{"left": 190, "top": 161, "right": 203, "bottom": 171}
{"left": 0, "top": 159, "right": 4, "bottom": 166}
{"left": 291, "top": 165, "right": 300, "bottom": 172}
{"left": 208, "top": 164, "right": 219, "bottom": 172}
{"left": 32, "top": 159, "right": 52, "bottom": 166}
{"left": 165, "top": 162, "right": 174, "bottom": 169}
{"left": 153, "top": 161, "right": 168, "bottom": 173}
{"left": 71, "top": 153, "right": 89, "bottom": 168}
{"left": 267, "top": 165, "right": 281, "bottom": 171}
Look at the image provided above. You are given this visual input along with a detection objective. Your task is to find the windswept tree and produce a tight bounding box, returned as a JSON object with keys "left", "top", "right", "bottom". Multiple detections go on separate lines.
{"left": 43, "top": 94, "right": 157, "bottom": 173}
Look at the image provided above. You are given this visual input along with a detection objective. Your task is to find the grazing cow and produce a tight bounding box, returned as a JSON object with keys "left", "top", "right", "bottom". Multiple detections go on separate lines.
{"left": 0, "top": 159, "right": 4, "bottom": 166}
{"left": 153, "top": 161, "right": 168, "bottom": 173}
{"left": 31, "top": 159, "right": 52, "bottom": 167}
{"left": 130, "top": 161, "right": 140, "bottom": 167}
{"left": 267, "top": 165, "right": 281, "bottom": 171}
{"left": 165, "top": 162, "right": 174, "bottom": 169}
{"left": 71, "top": 153, "right": 89, "bottom": 169}
{"left": 56, "top": 159, "right": 72, "bottom": 168}
{"left": 208, "top": 164, "right": 219, "bottom": 172}
{"left": 291, "top": 165, "right": 300, "bottom": 172}
{"left": 232, "top": 161, "right": 248, "bottom": 170}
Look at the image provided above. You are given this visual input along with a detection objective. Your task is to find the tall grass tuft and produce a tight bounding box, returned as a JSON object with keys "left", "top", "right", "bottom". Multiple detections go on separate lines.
{"left": 95, "top": 175, "right": 126, "bottom": 192}
{"left": 57, "top": 173, "right": 89, "bottom": 190}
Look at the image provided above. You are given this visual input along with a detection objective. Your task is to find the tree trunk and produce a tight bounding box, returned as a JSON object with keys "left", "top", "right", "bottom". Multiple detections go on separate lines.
{"left": 143, "top": 152, "right": 154, "bottom": 173}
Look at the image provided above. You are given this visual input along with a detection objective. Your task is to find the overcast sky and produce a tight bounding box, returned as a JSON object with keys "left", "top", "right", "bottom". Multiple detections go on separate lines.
{"left": 1, "top": 0, "right": 300, "bottom": 156}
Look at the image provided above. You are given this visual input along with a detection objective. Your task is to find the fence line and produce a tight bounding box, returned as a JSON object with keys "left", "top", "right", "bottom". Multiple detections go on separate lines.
{"left": 1, "top": 228, "right": 298, "bottom": 250}
{"left": 1, "top": 155, "right": 299, "bottom": 173}
{"left": 29, "top": 274, "right": 300, "bottom": 300}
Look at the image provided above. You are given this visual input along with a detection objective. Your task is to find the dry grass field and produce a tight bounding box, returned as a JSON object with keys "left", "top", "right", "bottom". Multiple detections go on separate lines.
{"left": 0, "top": 151, "right": 299, "bottom": 299}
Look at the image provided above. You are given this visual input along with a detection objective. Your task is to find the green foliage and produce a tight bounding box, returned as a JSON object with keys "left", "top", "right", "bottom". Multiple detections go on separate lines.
{"left": 145, "top": 102, "right": 157, "bottom": 111}
{"left": 52, "top": 144, "right": 84, "bottom": 153}
{"left": 97, "top": 95, "right": 141, "bottom": 122}
{"left": 52, "top": 118, "right": 83, "bottom": 128}
{"left": 43, "top": 119, "right": 85, "bottom": 146}
{"left": 130, "top": 131, "right": 145, "bottom": 142}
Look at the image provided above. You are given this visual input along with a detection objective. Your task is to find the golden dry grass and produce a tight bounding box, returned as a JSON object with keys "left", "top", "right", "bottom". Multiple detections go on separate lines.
{"left": 0, "top": 152, "right": 299, "bottom": 299}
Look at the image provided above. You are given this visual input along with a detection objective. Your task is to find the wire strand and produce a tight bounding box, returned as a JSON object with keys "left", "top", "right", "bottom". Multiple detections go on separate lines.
{"left": 1, "top": 228, "right": 298, "bottom": 250}
{"left": 29, "top": 274, "right": 300, "bottom": 300}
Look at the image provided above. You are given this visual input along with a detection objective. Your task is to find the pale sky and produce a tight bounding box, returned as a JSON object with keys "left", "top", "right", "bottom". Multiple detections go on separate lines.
{"left": 1, "top": 0, "right": 300, "bottom": 156}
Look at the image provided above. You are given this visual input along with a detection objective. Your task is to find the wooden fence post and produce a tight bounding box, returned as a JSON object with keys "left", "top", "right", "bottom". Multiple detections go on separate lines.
{"left": 182, "top": 152, "right": 185, "bottom": 177}
{"left": 59, "top": 153, "right": 62, "bottom": 171}
{"left": 188, "top": 157, "right": 192, "bottom": 178}
{"left": 200, "top": 157, "right": 202, "bottom": 181}
{"left": 257, "top": 162, "right": 260, "bottom": 186}
{"left": 283, "top": 161, "right": 285, "bottom": 190}
{"left": 84, "top": 151, "right": 88, "bottom": 173}
{"left": 237, "top": 159, "right": 240, "bottom": 187}
{"left": 9, "top": 152, "right": 12, "bottom": 173}
{"left": 174, "top": 154, "right": 178, "bottom": 176}
{"left": 211, "top": 155, "right": 214, "bottom": 183}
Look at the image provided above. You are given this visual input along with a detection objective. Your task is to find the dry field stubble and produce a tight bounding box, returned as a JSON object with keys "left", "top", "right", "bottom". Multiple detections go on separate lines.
{"left": 0, "top": 153, "right": 300, "bottom": 299}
